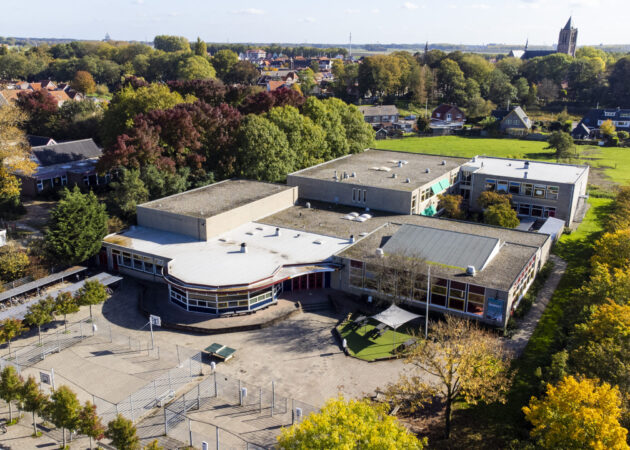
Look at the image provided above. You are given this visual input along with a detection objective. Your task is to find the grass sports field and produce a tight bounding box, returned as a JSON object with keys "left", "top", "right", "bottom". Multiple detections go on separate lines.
{"left": 374, "top": 136, "right": 630, "bottom": 186}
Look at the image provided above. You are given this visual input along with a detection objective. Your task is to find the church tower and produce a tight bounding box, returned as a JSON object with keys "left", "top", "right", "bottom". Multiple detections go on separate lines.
{"left": 557, "top": 17, "right": 578, "bottom": 56}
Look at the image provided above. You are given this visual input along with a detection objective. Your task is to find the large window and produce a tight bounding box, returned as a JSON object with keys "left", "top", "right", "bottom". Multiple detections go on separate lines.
{"left": 509, "top": 182, "right": 521, "bottom": 195}
{"left": 533, "top": 185, "right": 546, "bottom": 199}
{"left": 531, "top": 205, "right": 543, "bottom": 217}
{"left": 523, "top": 183, "right": 533, "bottom": 196}
{"left": 430, "top": 278, "right": 447, "bottom": 307}
{"left": 349, "top": 260, "right": 364, "bottom": 288}
{"left": 518, "top": 204, "right": 531, "bottom": 215}
{"left": 497, "top": 180, "right": 508, "bottom": 193}
{"left": 448, "top": 281, "right": 466, "bottom": 311}
{"left": 485, "top": 179, "right": 496, "bottom": 191}
{"left": 547, "top": 186, "right": 559, "bottom": 200}
{"left": 467, "top": 285, "right": 485, "bottom": 316}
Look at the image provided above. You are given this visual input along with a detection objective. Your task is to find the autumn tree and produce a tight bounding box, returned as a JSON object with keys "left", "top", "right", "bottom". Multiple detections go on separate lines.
{"left": 606, "top": 186, "right": 630, "bottom": 233}
{"left": 0, "top": 365, "right": 23, "bottom": 422}
{"left": 21, "top": 375, "right": 49, "bottom": 436}
{"left": 45, "top": 186, "right": 108, "bottom": 265}
{"left": 387, "top": 316, "right": 512, "bottom": 438}
{"left": 591, "top": 229, "right": 630, "bottom": 271}
{"left": 48, "top": 385, "right": 81, "bottom": 448}
{"left": 106, "top": 414, "right": 141, "bottom": 450}
{"left": 0, "top": 105, "right": 35, "bottom": 212}
{"left": 574, "top": 262, "right": 630, "bottom": 308}
{"left": 600, "top": 119, "right": 617, "bottom": 138}
{"left": 14, "top": 89, "right": 59, "bottom": 136}
{"left": 75, "top": 280, "right": 109, "bottom": 320}
{"left": 71, "top": 70, "right": 97, "bottom": 94}
{"left": 439, "top": 194, "right": 465, "bottom": 219}
{"left": 523, "top": 376, "right": 629, "bottom": 449}
{"left": 0, "top": 318, "right": 28, "bottom": 357}
{"left": 0, "top": 247, "right": 30, "bottom": 282}
{"left": 484, "top": 203, "right": 520, "bottom": 228}
{"left": 24, "top": 296, "right": 55, "bottom": 345}
{"left": 277, "top": 396, "right": 425, "bottom": 449}
{"left": 78, "top": 401, "right": 105, "bottom": 449}
{"left": 477, "top": 190, "right": 512, "bottom": 209}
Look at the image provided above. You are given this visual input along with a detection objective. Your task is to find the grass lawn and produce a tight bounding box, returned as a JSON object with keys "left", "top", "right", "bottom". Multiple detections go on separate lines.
{"left": 337, "top": 318, "right": 416, "bottom": 361}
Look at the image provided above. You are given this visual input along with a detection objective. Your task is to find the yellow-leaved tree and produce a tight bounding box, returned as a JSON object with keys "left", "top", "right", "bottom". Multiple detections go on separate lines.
{"left": 523, "top": 376, "right": 629, "bottom": 449}
{"left": 277, "top": 396, "right": 426, "bottom": 449}
{"left": 0, "top": 105, "right": 35, "bottom": 209}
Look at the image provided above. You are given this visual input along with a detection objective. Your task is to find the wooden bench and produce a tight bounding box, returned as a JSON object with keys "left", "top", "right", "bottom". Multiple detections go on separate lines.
{"left": 204, "top": 343, "right": 236, "bottom": 361}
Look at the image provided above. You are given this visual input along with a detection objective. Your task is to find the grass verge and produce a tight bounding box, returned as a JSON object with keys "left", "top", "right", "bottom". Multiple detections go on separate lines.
{"left": 337, "top": 318, "right": 414, "bottom": 361}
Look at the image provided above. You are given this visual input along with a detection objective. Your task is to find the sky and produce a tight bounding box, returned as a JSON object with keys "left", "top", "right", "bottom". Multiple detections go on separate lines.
{"left": 1, "top": 0, "right": 627, "bottom": 46}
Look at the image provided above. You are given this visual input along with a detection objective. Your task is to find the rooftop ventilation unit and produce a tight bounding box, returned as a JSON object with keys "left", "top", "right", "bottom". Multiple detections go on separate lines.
{"left": 241, "top": 242, "right": 247, "bottom": 254}
{"left": 275, "top": 227, "right": 281, "bottom": 236}
{"left": 351, "top": 172, "right": 356, "bottom": 178}
{"left": 349, "top": 235, "right": 355, "bottom": 243}
{"left": 375, "top": 248, "right": 384, "bottom": 258}
{"left": 441, "top": 160, "right": 446, "bottom": 165}
{"left": 425, "top": 168, "right": 431, "bottom": 173}
{"left": 313, "top": 239, "right": 323, "bottom": 245}
{"left": 524, "top": 171, "right": 528, "bottom": 179}
{"left": 343, "top": 171, "right": 349, "bottom": 179}
{"left": 466, "top": 265, "right": 476, "bottom": 276}
{"left": 405, "top": 178, "right": 411, "bottom": 183}
{"left": 349, "top": 212, "right": 360, "bottom": 218}
{"left": 305, "top": 202, "right": 311, "bottom": 209}
{"left": 359, "top": 232, "right": 369, "bottom": 237}
{"left": 392, "top": 173, "right": 397, "bottom": 179}
{"left": 398, "top": 161, "right": 403, "bottom": 168}
{"left": 524, "top": 161, "right": 530, "bottom": 169}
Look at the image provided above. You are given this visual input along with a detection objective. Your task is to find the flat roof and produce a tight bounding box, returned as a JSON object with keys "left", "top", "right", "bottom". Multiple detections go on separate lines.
{"left": 105, "top": 222, "right": 351, "bottom": 288}
{"left": 260, "top": 200, "right": 549, "bottom": 249}
{"left": 138, "top": 180, "right": 293, "bottom": 219}
{"left": 339, "top": 223, "right": 538, "bottom": 291}
{"left": 289, "top": 149, "right": 467, "bottom": 191}
{"left": 464, "top": 156, "right": 589, "bottom": 184}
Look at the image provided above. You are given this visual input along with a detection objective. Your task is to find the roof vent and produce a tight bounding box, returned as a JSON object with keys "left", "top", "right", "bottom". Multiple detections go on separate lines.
{"left": 334, "top": 170, "right": 338, "bottom": 180}
{"left": 343, "top": 171, "right": 349, "bottom": 179}
{"left": 313, "top": 239, "right": 323, "bottom": 245}
{"left": 524, "top": 171, "right": 528, "bottom": 179}
{"left": 375, "top": 248, "right": 384, "bottom": 258}
{"left": 398, "top": 161, "right": 403, "bottom": 168}
{"left": 305, "top": 202, "right": 311, "bottom": 209}
{"left": 392, "top": 173, "right": 397, "bottom": 179}
{"left": 441, "top": 160, "right": 446, "bottom": 165}
{"left": 524, "top": 161, "right": 530, "bottom": 169}
{"left": 241, "top": 242, "right": 248, "bottom": 254}
{"left": 466, "top": 265, "right": 476, "bottom": 276}
{"left": 472, "top": 156, "right": 477, "bottom": 163}
{"left": 405, "top": 178, "right": 411, "bottom": 183}
{"left": 426, "top": 168, "right": 431, "bottom": 173}
{"left": 275, "top": 227, "right": 281, "bottom": 236}
{"left": 351, "top": 172, "right": 356, "bottom": 178}
{"left": 349, "top": 235, "right": 355, "bottom": 243}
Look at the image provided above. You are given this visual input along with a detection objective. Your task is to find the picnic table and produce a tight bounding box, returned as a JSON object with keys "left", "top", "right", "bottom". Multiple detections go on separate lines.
{"left": 204, "top": 343, "right": 237, "bottom": 361}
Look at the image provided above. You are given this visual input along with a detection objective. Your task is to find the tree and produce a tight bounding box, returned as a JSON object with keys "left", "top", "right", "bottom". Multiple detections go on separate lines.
{"left": 277, "top": 396, "right": 425, "bottom": 449}
{"left": 302, "top": 96, "right": 349, "bottom": 160}
{"left": 78, "top": 401, "right": 105, "bottom": 449}
{"left": 45, "top": 186, "right": 108, "bottom": 266}
{"left": 600, "top": 119, "right": 617, "bottom": 138}
{"left": 0, "top": 106, "right": 35, "bottom": 210}
{"left": 14, "top": 89, "right": 59, "bottom": 137}
{"left": 387, "top": 316, "right": 512, "bottom": 438}
{"left": 0, "top": 365, "right": 23, "bottom": 423}
{"left": 523, "top": 376, "right": 629, "bottom": 449}
{"left": 21, "top": 375, "right": 48, "bottom": 436}
{"left": 0, "top": 318, "right": 28, "bottom": 357}
{"left": 591, "top": 229, "right": 630, "bottom": 271}
{"left": 176, "top": 55, "right": 216, "bottom": 81}
{"left": 48, "top": 385, "right": 81, "bottom": 448}
{"left": 487, "top": 69, "right": 517, "bottom": 107}
{"left": 571, "top": 301, "right": 630, "bottom": 394}
{"left": 193, "top": 37, "right": 207, "bottom": 57}
{"left": 537, "top": 78, "right": 559, "bottom": 104}
{"left": 574, "top": 262, "right": 630, "bottom": 309}
{"left": 153, "top": 35, "right": 190, "bottom": 52}
{"left": 234, "top": 114, "right": 292, "bottom": 182}
{"left": 609, "top": 56, "right": 630, "bottom": 107}
{"left": 298, "top": 68, "right": 316, "bottom": 94}
{"left": 224, "top": 60, "right": 260, "bottom": 85}
{"left": 416, "top": 116, "right": 431, "bottom": 133}
{"left": 106, "top": 414, "right": 140, "bottom": 450}
{"left": 439, "top": 194, "right": 465, "bottom": 219}
{"left": 75, "top": 280, "right": 108, "bottom": 320}
{"left": 0, "top": 248, "right": 30, "bottom": 282}
{"left": 24, "top": 297, "right": 55, "bottom": 345}
{"left": 54, "top": 291, "right": 80, "bottom": 332}
{"left": 437, "top": 59, "right": 466, "bottom": 104}
{"left": 140, "top": 165, "right": 189, "bottom": 200}
{"left": 107, "top": 169, "right": 149, "bottom": 221}
{"left": 546, "top": 131, "right": 575, "bottom": 160}
{"left": 143, "top": 440, "right": 164, "bottom": 450}
{"left": 478, "top": 190, "right": 512, "bottom": 209}
{"left": 211, "top": 49, "right": 239, "bottom": 79}
{"left": 484, "top": 203, "right": 519, "bottom": 228}
{"left": 71, "top": 70, "right": 96, "bottom": 94}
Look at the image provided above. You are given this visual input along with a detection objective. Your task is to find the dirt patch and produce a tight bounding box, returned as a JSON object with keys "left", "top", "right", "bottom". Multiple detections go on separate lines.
{"left": 20, "top": 199, "right": 55, "bottom": 231}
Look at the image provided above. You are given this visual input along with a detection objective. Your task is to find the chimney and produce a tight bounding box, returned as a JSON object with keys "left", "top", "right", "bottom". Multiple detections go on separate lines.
{"left": 240, "top": 242, "right": 247, "bottom": 253}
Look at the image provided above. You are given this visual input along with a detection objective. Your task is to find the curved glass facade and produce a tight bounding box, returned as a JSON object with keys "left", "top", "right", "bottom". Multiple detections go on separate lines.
{"left": 168, "top": 284, "right": 280, "bottom": 315}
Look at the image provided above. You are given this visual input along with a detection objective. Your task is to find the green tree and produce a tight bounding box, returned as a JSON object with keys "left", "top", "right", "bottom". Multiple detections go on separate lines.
{"left": 140, "top": 165, "right": 189, "bottom": 200}
{"left": 101, "top": 83, "right": 190, "bottom": 147}
{"left": 437, "top": 59, "right": 466, "bottom": 104}
{"left": 477, "top": 190, "right": 512, "bottom": 209}
{"left": 45, "top": 186, "right": 108, "bottom": 266}
{"left": 211, "top": 49, "right": 239, "bottom": 79}
{"left": 48, "top": 385, "right": 81, "bottom": 449}
{"left": 78, "top": 401, "right": 105, "bottom": 449}
{"left": 153, "top": 35, "right": 190, "bottom": 52}
{"left": 298, "top": 68, "right": 316, "bottom": 94}
{"left": 386, "top": 316, "right": 512, "bottom": 438}
{"left": 143, "top": 440, "right": 164, "bottom": 450}
{"left": 0, "top": 365, "right": 23, "bottom": 422}
{"left": 106, "top": 414, "right": 141, "bottom": 450}
{"left": 234, "top": 114, "right": 292, "bottom": 182}
{"left": 302, "top": 97, "right": 349, "bottom": 160}
{"left": 523, "top": 376, "right": 629, "bottom": 449}
{"left": 487, "top": 69, "right": 517, "bottom": 107}
{"left": 591, "top": 229, "right": 630, "bottom": 271}
{"left": 75, "top": 280, "right": 108, "bottom": 320}
{"left": 107, "top": 168, "right": 149, "bottom": 221}
{"left": 54, "top": 291, "right": 80, "bottom": 332}
{"left": 438, "top": 194, "right": 465, "bottom": 219}
{"left": 0, "top": 318, "right": 28, "bottom": 357}
{"left": 193, "top": 37, "right": 207, "bottom": 57}
{"left": 21, "top": 375, "right": 48, "bottom": 436}
{"left": 176, "top": 55, "right": 216, "bottom": 80}
{"left": 71, "top": 70, "right": 96, "bottom": 94}
{"left": 324, "top": 98, "right": 375, "bottom": 154}
{"left": 416, "top": 116, "right": 431, "bottom": 133}
{"left": 546, "top": 131, "right": 575, "bottom": 160}
{"left": 484, "top": 203, "right": 519, "bottom": 228}
{"left": 224, "top": 60, "right": 260, "bottom": 85}
{"left": 277, "top": 396, "right": 425, "bottom": 449}
{"left": 23, "top": 297, "right": 55, "bottom": 345}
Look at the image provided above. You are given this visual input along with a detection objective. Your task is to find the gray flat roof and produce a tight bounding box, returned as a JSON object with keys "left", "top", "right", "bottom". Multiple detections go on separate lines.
{"left": 289, "top": 149, "right": 467, "bottom": 191}
{"left": 139, "top": 180, "right": 293, "bottom": 219}
{"left": 464, "top": 156, "right": 589, "bottom": 184}
{"left": 382, "top": 224, "right": 500, "bottom": 271}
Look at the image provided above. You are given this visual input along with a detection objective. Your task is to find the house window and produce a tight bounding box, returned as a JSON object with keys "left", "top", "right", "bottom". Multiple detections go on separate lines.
{"left": 523, "top": 183, "right": 533, "bottom": 196}
{"left": 531, "top": 205, "right": 543, "bottom": 217}
{"left": 485, "top": 179, "right": 496, "bottom": 191}
{"left": 467, "top": 285, "right": 485, "bottom": 316}
{"left": 450, "top": 172, "right": 458, "bottom": 184}
{"left": 497, "top": 180, "right": 508, "bottom": 193}
{"left": 61, "top": 175, "right": 67, "bottom": 185}
{"left": 547, "top": 186, "right": 559, "bottom": 200}
{"left": 448, "top": 281, "right": 466, "bottom": 311}
{"left": 83, "top": 176, "right": 90, "bottom": 186}
{"left": 509, "top": 182, "right": 521, "bottom": 195}
{"left": 421, "top": 188, "right": 432, "bottom": 201}
{"left": 349, "top": 260, "right": 364, "bottom": 288}
{"left": 518, "top": 204, "right": 531, "bottom": 215}
{"left": 533, "top": 185, "right": 546, "bottom": 199}
{"left": 436, "top": 113, "right": 441, "bottom": 118}
{"left": 430, "top": 278, "right": 448, "bottom": 307}
{"left": 36, "top": 180, "right": 44, "bottom": 192}
{"left": 121, "top": 252, "right": 132, "bottom": 267}
{"left": 411, "top": 195, "right": 417, "bottom": 212}
{"left": 363, "top": 190, "right": 367, "bottom": 203}
{"left": 544, "top": 207, "right": 556, "bottom": 218}
{"left": 460, "top": 171, "right": 471, "bottom": 186}
{"left": 604, "top": 112, "right": 616, "bottom": 117}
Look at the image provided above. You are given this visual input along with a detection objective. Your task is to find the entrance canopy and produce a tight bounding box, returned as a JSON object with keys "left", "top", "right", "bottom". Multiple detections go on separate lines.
{"left": 371, "top": 304, "right": 421, "bottom": 330}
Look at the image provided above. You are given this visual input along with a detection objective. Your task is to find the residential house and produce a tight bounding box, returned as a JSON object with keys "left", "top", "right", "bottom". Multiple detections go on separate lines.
{"left": 18, "top": 139, "right": 108, "bottom": 196}
{"left": 358, "top": 105, "right": 400, "bottom": 127}
{"left": 430, "top": 104, "right": 466, "bottom": 130}
{"left": 491, "top": 106, "right": 532, "bottom": 134}
{"left": 571, "top": 122, "right": 592, "bottom": 140}
{"left": 27, "top": 135, "right": 57, "bottom": 147}
{"left": 245, "top": 49, "right": 267, "bottom": 61}
{"left": 574, "top": 108, "right": 630, "bottom": 136}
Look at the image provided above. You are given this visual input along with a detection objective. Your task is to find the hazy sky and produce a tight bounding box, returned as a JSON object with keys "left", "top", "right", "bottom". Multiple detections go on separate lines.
{"left": 2, "top": 0, "right": 627, "bottom": 45}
